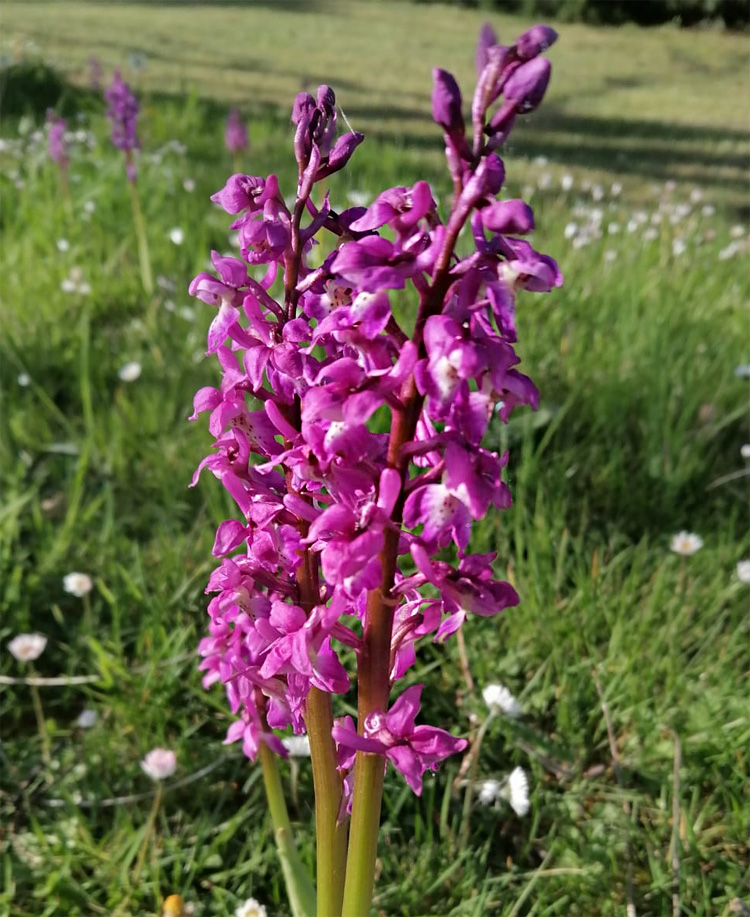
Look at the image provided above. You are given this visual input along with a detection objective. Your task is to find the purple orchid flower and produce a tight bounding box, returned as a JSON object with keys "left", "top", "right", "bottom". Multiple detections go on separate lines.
{"left": 332, "top": 686, "right": 467, "bottom": 795}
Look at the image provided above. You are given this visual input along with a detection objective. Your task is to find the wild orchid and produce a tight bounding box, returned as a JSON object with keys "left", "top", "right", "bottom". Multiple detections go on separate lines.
{"left": 105, "top": 69, "right": 153, "bottom": 294}
{"left": 191, "top": 22, "right": 561, "bottom": 916}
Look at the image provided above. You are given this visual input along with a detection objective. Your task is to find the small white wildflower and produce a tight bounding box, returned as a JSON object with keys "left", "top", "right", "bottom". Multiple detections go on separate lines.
{"left": 61, "top": 278, "right": 77, "bottom": 293}
{"left": 178, "top": 306, "right": 196, "bottom": 322}
{"left": 607, "top": 222, "right": 620, "bottom": 235}
{"left": 235, "top": 898, "right": 268, "bottom": 917}
{"left": 118, "top": 361, "right": 142, "bottom": 382}
{"left": 701, "top": 204, "right": 715, "bottom": 217}
{"left": 57, "top": 238, "right": 70, "bottom": 252}
{"left": 140, "top": 748, "right": 177, "bottom": 781}
{"left": 734, "top": 364, "right": 750, "bottom": 378}
{"left": 604, "top": 249, "right": 617, "bottom": 263}
{"left": 532, "top": 155, "right": 548, "bottom": 167}
{"left": 626, "top": 218, "right": 639, "bottom": 234}
{"left": 537, "top": 172, "right": 552, "bottom": 190}
{"left": 183, "top": 178, "right": 195, "bottom": 193}
{"left": 730, "top": 224, "right": 745, "bottom": 238}
{"left": 163, "top": 299, "right": 176, "bottom": 312}
{"left": 560, "top": 173, "right": 574, "bottom": 191}
{"left": 169, "top": 227, "right": 184, "bottom": 245}
{"left": 741, "top": 444, "right": 750, "bottom": 460}
{"left": 589, "top": 207, "right": 603, "bottom": 225}
{"left": 505, "top": 766, "right": 530, "bottom": 816}
{"left": 591, "top": 184, "right": 604, "bottom": 201}
{"left": 477, "top": 779, "right": 501, "bottom": 806}
{"left": 346, "top": 189, "right": 372, "bottom": 207}
{"left": 63, "top": 572, "right": 93, "bottom": 597}
{"left": 735, "top": 560, "right": 750, "bottom": 584}
{"left": 75, "top": 709, "right": 98, "bottom": 729}
{"left": 719, "top": 242, "right": 739, "bottom": 260}
{"left": 482, "top": 684, "right": 521, "bottom": 718}
{"left": 672, "top": 238, "right": 687, "bottom": 257}
{"left": 563, "top": 222, "right": 578, "bottom": 240}
{"left": 643, "top": 227, "right": 658, "bottom": 242}
{"left": 18, "top": 373, "right": 31, "bottom": 387}
{"left": 282, "top": 734, "right": 311, "bottom": 757}
{"left": 669, "top": 532, "right": 703, "bottom": 556}
{"left": 8, "top": 633, "right": 48, "bottom": 663}
{"left": 610, "top": 181, "right": 622, "bottom": 196}
{"left": 84, "top": 200, "right": 95, "bottom": 214}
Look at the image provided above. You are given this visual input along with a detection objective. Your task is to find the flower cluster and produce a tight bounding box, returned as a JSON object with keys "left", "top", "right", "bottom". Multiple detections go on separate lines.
{"left": 46, "top": 110, "right": 68, "bottom": 168}
{"left": 191, "top": 23, "right": 560, "bottom": 802}
{"left": 225, "top": 107, "right": 249, "bottom": 155}
{"left": 105, "top": 69, "right": 140, "bottom": 181}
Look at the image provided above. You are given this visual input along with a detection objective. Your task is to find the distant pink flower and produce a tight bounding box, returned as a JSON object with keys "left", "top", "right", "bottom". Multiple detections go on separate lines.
{"left": 225, "top": 107, "right": 249, "bottom": 155}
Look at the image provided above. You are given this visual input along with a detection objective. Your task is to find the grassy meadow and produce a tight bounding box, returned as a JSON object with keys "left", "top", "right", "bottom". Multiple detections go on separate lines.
{"left": 1, "top": 2, "right": 749, "bottom": 915}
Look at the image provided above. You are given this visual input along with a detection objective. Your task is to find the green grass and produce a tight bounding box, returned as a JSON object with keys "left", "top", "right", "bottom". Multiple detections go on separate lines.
{"left": 1, "top": 2, "right": 749, "bottom": 915}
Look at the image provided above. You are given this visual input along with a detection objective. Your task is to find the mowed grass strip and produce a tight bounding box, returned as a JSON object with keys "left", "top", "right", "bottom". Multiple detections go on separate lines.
{"left": 1, "top": 3, "right": 749, "bottom": 915}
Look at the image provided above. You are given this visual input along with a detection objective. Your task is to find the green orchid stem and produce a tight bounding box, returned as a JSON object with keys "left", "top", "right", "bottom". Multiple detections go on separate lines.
{"left": 341, "top": 751, "right": 385, "bottom": 916}
{"left": 127, "top": 176, "right": 154, "bottom": 296}
{"left": 28, "top": 665, "right": 51, "bottom": 773}
{"left": 305, "top": 687, "right": 348, "bottom": 917}
{"left": 258, "top": 742, "right": 317, "bottom": 917}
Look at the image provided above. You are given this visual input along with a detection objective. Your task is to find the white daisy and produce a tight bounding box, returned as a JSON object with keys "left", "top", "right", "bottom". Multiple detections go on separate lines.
{"left": 140, "top": 748, "right": 177, "bottom": 781}
{"left": 506, "top": 766, "right": 530, "bottom": 816}
{"left": 235, "top": 899, "right": 268, "bottom": 917}
{"left": 118, "top": 361, "right": 142, "bottom": 382}
{"left": 282, "top": 734, "right": 311, "bottom": 757}
{"left": 669, "top": 532, "right": 703, "bottom": 556}
{"left": 477, "top": 779, "right": 501, "bottom": 806}
{"left": 482, "top": 684, "right": 521, "bottom": 719}
{"left": 63, "top": 572, "right": 93, "bottom": 597}
{"left": 8, "top": 633, "right": 48, "bottom": 663}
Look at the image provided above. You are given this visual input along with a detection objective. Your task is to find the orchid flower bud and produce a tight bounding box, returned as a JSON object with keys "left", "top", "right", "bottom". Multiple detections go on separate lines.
{"left": 476, "top": 21, "right": 499, "bottom": 75}
{"left": 481, "top": 199, "right": 535, "bottom": 235}
{"left": 514, "top": 24, "right": 558, "bottom": 61}
{"left": 503, "top": 57, "right": 551, "bottom": 113}
{"left": 316, "top": 131, "right": 365, "bottom": 181}
{"left": 432, "top": 68, "right": 464, "bottom": 138}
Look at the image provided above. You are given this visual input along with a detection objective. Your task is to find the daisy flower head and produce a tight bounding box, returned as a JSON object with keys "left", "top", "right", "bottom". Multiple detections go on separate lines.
{"left": 63, "top": 572, "right": 93, "bottom": 597}
{"left": 477, "top": 779, "right": 501, "bottom": 806}
{"left": 140, "top": 748, "right": 177, "bottom": 781}
{"left": 118, "top": 361, "right": 142, "bottom": 382}
{"left": 505, "top": 766, "right": 530, "bottom": 816}
{"left": 8, "top": 633, "right": 48, "bottom": 663}
{"left": 669, "top": 532, "right": 703, "bottom": 556}
{"left": 282, "top": 734, "right": 311, "bottom": 757}
{"left": 235, "top": 899, "right": 268, "bottom": 917}
{"left": 482, "top": 683, "right": 522, "bottom": 719}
